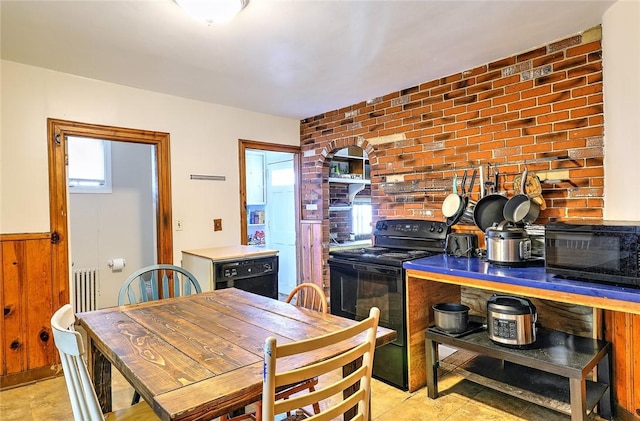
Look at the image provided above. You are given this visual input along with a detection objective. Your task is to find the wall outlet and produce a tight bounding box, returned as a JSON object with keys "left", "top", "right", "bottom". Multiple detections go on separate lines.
{"left": 213, "top": 219, "right": 222, "bottom": 231}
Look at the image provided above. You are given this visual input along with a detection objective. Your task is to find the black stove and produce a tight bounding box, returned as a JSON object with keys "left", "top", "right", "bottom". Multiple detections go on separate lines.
{"left": 330, "top": 219, "right": 449, "bottom": 266}
{"left": 329, "top": 219, "right": 449, "bottom": 390}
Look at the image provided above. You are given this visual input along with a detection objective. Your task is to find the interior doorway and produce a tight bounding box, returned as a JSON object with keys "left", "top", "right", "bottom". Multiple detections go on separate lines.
{"left": 47, "top": 119, "right": 173, "bottom": 308}
{"left": 238, "top": 139, "right": 301, "bottom": 298}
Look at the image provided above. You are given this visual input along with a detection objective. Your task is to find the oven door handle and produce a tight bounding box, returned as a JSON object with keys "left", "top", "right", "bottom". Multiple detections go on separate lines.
{"left": 385, "top": 235, "right": 443, "bottom": 241}
{"left": 351, "top": 264, "right": 402, "bottom": 276}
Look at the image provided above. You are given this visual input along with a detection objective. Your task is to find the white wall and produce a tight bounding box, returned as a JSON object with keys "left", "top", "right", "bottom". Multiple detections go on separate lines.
{"left": 602, "top": 0, "right": 640, "bottom": 221}
{"left": 0, "top": 60, "right": 300, "bottom": 263}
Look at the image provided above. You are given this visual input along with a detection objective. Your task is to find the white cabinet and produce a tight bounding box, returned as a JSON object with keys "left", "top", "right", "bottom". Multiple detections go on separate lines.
{"left": 246, "top": 151, "right": 265, "bottom": 205}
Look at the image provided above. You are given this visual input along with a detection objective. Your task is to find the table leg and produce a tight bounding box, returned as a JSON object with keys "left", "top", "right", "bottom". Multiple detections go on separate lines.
{"left": 88, "top": 337, "right": 112, "bottom": 413}
{"left": 569, "top": 377, "right": 587, "bottom": 421}
{"left": 425, "top": 336, "right": 439, "bottom": 399}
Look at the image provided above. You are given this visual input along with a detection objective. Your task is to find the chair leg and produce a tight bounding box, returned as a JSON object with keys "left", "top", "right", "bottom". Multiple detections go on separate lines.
{"left": 131, "top": 391, "right": 141, "bottom": 405}
{"left": 309, "top": 386, "right": 320, "bottom": 414}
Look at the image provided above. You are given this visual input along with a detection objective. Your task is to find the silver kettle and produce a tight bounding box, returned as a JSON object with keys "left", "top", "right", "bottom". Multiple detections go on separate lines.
{"left": 485, "top": 221, "right": 531, "bottom": 264}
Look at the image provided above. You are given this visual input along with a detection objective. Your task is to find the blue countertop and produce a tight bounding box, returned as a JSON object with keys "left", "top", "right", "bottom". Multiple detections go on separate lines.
{"left": 404, "top": 254, "right": 640, "bottom": 305}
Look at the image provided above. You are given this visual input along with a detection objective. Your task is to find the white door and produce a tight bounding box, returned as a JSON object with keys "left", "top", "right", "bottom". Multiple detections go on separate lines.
{"left": 265, "top": 158, "right": 296, "bottom": 296}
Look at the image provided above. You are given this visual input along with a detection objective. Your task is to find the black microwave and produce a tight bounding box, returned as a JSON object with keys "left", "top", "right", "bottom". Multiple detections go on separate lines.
{"left": 545, "top": 220, "right": 640, "bottom": 288}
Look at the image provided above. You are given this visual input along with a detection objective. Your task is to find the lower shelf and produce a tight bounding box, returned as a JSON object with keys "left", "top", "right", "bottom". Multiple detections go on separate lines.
{"left": 441, "top": 354, "right": 609, "bottom": 417}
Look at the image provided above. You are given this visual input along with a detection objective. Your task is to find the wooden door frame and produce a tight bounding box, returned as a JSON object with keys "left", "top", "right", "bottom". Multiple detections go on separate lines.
{"left": 238, "top": 139, "right": 301, "bottom": 273}
{"left": 48, "top": 119, "right": 173, "bottom": 308}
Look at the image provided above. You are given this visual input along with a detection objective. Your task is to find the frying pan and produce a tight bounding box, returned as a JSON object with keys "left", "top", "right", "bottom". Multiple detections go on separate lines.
{"left": 442, "top": 173, "right": 460, "bottom": 218}
{"left": 503, "top": 169, "right": 541, "bottom": 224}
{"left": 445, "top": 171, "right": 468, "bottom": 226}
{"left": 473, "top": 164, "right": 508, "bottom": 232}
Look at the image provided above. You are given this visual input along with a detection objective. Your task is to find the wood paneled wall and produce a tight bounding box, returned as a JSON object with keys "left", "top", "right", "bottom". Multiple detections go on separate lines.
{"left": 1, "top": 234, "right": 58, "bottom": 388}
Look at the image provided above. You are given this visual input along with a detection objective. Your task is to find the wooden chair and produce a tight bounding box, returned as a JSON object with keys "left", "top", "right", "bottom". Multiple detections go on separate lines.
{"left": 118, "top": 264, "right": 202, "bottom": 404}
{"left": 262, "top": 306, "right": 380, "bottom": 421}
{"left": 117, "top": 264, "right": 202, "bottom": 305}
{"left": 285, "top": 282, "right": 328, "bottom": 313}
{"left": 220, "top": 283, "right": 328, "bottom": 421}
{"left": 50, "top": 304, "right": 158, "bottom": 421}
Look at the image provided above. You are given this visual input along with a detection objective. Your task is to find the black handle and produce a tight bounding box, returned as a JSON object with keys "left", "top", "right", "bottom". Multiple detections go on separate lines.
{"left": 10, "top": 340, "right": 20, "bottom": 350}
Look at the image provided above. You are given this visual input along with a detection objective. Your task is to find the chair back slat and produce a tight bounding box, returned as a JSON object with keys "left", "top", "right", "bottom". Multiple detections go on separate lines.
{"left": 118, "top": 264, "right": 202, "bottom": 305}
{"left": 51, "top": 304, "right": 106, "bottom": 421}
{"left": 262, "top": 306, "right": 379, "bottom": 421}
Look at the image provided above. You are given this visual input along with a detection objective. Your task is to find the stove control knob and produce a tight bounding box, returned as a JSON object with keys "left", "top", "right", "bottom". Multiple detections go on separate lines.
{"left": 437, "top": 226, "right": 444, "bottom": 233}
{"left": 429, "top": 224, "right": 435, "bottom": 232}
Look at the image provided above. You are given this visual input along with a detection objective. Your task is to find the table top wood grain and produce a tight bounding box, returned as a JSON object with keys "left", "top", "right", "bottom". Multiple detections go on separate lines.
{"left": 77, "top": 288, "right": 396, "bottom": 421}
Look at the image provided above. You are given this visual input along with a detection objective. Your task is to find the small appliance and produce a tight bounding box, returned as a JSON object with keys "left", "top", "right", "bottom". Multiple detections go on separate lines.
{"left": 445, "top": 233, "right": 478, "bottom": 257}
{"left": 545, "top": 220, "right": 640, "bottom": 288}
{"left": 487, "top": 295, "right": 537, "bottom": 347}
{"left": 485, "top": 221, "right": 532, "bottom": 265}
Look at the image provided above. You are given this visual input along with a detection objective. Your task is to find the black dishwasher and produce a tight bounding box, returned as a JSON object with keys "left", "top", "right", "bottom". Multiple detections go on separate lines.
{"left": 213, "top": 255, "right": 279, "bottom": 299}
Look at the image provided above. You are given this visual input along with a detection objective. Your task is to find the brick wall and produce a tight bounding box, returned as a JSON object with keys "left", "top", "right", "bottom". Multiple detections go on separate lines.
{"left": 300, "top": 27, "right": 604, "bottom": 282}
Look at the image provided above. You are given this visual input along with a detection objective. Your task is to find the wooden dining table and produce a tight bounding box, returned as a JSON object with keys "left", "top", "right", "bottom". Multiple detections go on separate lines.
{"left": 76, "top": 288, "right": 396, "bottom": 421}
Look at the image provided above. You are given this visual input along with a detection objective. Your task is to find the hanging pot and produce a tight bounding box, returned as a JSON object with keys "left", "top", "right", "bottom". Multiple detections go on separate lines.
{"left": 503, "top": 169, "right": 541, "bottom": 224}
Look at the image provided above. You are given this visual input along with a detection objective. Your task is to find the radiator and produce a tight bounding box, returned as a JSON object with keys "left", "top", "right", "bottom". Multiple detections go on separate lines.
{"left": 73, "top": 268, "right": 98, "bottom": 312}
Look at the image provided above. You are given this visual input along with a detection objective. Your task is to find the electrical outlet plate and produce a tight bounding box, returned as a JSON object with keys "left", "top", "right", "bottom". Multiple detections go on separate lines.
{"left": 213, "top": 219, "right": 222, "bottom": 231}
{"left": 175, "top": 219, "right": 183, "bottom": 231}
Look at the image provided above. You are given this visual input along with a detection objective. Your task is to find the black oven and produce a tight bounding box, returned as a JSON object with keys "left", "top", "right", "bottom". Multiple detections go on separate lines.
{"left": 329, "top": 219, "right": 449, "bottom": 390}
{"left": 545, "top": 220, "right": 640, "bottom": 287}
{"left": 330, "top": 260, "right": 407, "bottom": 388}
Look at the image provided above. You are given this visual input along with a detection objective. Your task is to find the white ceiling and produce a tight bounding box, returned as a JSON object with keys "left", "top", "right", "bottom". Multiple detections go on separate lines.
{"left": 1, "top": 0, "right": 616, "bottom": 120}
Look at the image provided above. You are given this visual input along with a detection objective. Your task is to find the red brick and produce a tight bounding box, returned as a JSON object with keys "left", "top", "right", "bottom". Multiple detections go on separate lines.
{"left": 573, "top": 84, "right": 601, "bottom": 97}
{"left": 489, "top": 57, "right": 516, "bottom": 71}
{"left": 480, "top": 105, "right": 507, "bottom": 117}
{"left": 533, "top": 51, "right": 564, "bottom": 67}
{"left": 553, "top": 76, "right": 586, "bottom": 92}
{"left": 521, "top": 105, "right": 552, "bottom": 118}
{"left": 494, "top": 75, "right": 521, "bottom": 88}
{"left": 567, "top": 41, "right": 601, "bottom": 57}
{"left": 552, "top": 98, "right": 587, "bottom": 111}
{"left": 568, "top": 126, "right": 603, "bottom": 139}
{"left": 570, "top": 105, "right": 603, "bottom": 118}
{"left": 508, "top": 98, "right": 537, "bottom": 111}
{"left": 521, "top": 85, "right": 551, "bottom": 99}
{"left": 467, "top": 99, "right": 493, "bottom": 111}
{"left": 493, "top": 129, "right": 520, "bottom": 140}
{"left": 492, "top": 93, "right": 520, "bottom": 106}
{"left": 492, "top": 112, "right": 520, "bottom": 123}
{"left": 537, "top": 111, "right": 570, "bottom": 123}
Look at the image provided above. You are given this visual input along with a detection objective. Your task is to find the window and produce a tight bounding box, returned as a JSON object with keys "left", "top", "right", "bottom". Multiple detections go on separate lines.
{"left": 351, "top": 200, "right": 372, "bottom": 236}
{"left": 68, "top": 136, "right": 112, "bottom": 193}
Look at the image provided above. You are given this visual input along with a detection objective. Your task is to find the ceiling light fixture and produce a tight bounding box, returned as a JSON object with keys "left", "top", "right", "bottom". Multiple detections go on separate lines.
{"left": 174, "top": 0, "right": 250, "bottom": 24}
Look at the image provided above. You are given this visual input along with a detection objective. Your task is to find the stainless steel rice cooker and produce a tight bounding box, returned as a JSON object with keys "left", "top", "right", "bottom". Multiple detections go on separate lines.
{"left": 485, "top": 221, "right": 531, "bottom": 264}
{"left": 487, "top": 295, "right": 537, "bottom": 346}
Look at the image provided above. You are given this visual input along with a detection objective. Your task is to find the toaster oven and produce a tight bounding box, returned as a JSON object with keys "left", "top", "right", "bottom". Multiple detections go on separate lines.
{"left": 545, "top": 220, "right": 640, "bottom": 288}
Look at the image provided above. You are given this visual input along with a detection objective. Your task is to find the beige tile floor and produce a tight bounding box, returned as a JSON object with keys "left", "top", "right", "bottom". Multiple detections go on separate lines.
{"left": 0, "top": 347, "right": 603, "bottom": 421}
